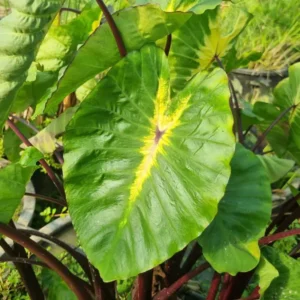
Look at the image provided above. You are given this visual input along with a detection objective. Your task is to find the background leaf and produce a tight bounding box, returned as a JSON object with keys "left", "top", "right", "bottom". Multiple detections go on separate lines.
{"left": 0, "top": 0, "right": 63, "bottom": 128}
{"left": 46, "top": 5, "right": 192, "bottom": 112}
{"left": 263, "top": 246, "right": 300, "bottom": 299}
{"left": 199, "top": 144, "right": 272, "bottom": 275}
{"left": 63, "top": 44, "right": 235, "bottom": 281}
{"left": 168, "top": 6, "right": 251, "bottom": 94}
{"left": 257, "top": 155, "right": 294, "bottom": 183}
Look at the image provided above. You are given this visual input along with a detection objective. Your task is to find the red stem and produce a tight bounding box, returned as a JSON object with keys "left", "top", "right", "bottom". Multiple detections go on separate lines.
{"left": 180, "top": 243, "right": 202, "bottom": 275}
{"left": 25, "top": 192, "right": 66, "bottom": 207}
{"left": 0, "top": 223, "right": 92, "bottom": 300}
{"left": 18, "top": 228, "right": 92, "bottom": 283}
{"left": 260, "top": 228, "right": 300, "bottom": 245}
{"left": 266, "top": 193, "right": 300, "bottom": 235}
{"left": 154, "top": 262, "right": 210, "bottom": 300}
{"left": 133, "top": 270, "right": 153, "bottom": 300}
{"left": 0, "top": 239, "right": 45, "bottom": 299}
{"left": 95, "top": 0, "right": 127, "bottom": 57}
{"left": 206, "top": 272, "right": 221, "bottom": 300}
{"left": 6, "top": 119, "right": 65, "bottom": 199}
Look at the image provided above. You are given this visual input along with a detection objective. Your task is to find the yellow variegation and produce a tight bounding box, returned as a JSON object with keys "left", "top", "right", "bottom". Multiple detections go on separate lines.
{"left": 169, "top": 6, "right": 251, "bottom": 93}
{"left": 63, "top": 44, "right": 235, "bottom": 281}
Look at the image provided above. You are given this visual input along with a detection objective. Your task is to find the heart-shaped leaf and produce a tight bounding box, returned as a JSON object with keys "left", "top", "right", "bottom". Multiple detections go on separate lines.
{"left": 199, "top": 144, "right": 272, "bottom": 275}
{"left": 63, "top": 44, "right": 235, "bottom": 281}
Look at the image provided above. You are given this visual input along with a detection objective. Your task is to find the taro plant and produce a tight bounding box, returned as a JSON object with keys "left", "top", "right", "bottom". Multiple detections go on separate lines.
{"left": 0, "top": 0, "right": 300, "bottom": 299}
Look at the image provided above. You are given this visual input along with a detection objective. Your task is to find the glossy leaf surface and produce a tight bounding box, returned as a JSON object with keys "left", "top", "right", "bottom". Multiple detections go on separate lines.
{"left": 168, "top": 7, "right": 251, "bottom": 93}
{"left": 63, "top": 44, "right": 235, "bottom": 281}
{"left": 46, "top": 5, "right": 192, "bottom": 112}
{"left": 199, "top": 144, "right": 272, "bottom": 275}
{"left": 0, "top": 0, "right": 62, "bottom": 127}
{"left": 263, "top": 247, "right": 300, "bottom": 299}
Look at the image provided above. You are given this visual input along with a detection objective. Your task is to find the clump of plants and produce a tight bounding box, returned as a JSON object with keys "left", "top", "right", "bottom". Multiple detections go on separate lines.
{"left": 0, "top": 0, "right": 300, "bottom": 299}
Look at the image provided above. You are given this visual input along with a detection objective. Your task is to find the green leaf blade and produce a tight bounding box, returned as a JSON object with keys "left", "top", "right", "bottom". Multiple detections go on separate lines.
{"left": 63, "top": 44, "right": 235, "bottom": 281}
{"left": 199, "top": 144, "right": 272, "bottom": 275}
{"left": 46, "top": 5, "right": 192, "bottom": 112}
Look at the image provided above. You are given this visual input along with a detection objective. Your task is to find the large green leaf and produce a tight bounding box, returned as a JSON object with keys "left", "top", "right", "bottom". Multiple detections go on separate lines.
{"left": 63, "top": 44, "right": 235, "bottom": 281}
{"left": 168, "top": 7, "right": 251, "bottom": 93}
{"left": 274, "top": 63, "right": 300, "bottom": 151}
{"left": 257, "top": 155, "right": 294, "bottom": 183}
{"left": 0, "top": 161, "right": 36, "bottom": 225}
{"left": 46, "top": 5, "right": 192, "bottom": 112}
{"left": 253, "top": 255, "right": 279, "bottom": 298}
{"left": 0, "top": 0, "right": 62, "bottom": 128}
{"left": 199, "top": 144, "right": 271, "bottom": 275}
{"left": 263, "top": 247, "right": 300, "bottom": 299}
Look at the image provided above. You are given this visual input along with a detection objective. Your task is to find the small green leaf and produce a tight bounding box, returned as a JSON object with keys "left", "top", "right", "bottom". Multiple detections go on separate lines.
{"left": 263, "top": 246, "right": 300, "bottom": 299}
{"left": 63, "top": 44, "right": 235, "bottom": 281}
{"left": 29, "top": 107, "right": 78, "bottom": 154}
{"left": 0, "top": 162, "right": 36, "bottom": 225}
{"left": 46, "top": 5, "right": 192, "bottom": 112}
{"left": 0, "top": 0, "right": 63, "bottom": 128}
{"left": 253, "top": 255, "right": 279, "bottom": 298}
{"left": 19, "top": 147, "right": 43, "bottom": 167}
{"left": 257, "top": 155, "right": 294, "bottom": 183}
{"left": 199, "top": 144, "right": 272, "bottom": 275}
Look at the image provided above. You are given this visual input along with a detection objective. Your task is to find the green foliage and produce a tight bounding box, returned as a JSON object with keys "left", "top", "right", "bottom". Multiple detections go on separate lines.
{"left": 46, "top": 4, "right": 192, "bottom": 112}
{"left": 263, "top": 247, "right": 300, "bottom": 299}
{"left": 63, "top": 44, "right": 235, "bottom": 281}
{"left": 0, "top": 262, "right": 30, "bottom": 300}
{"left": 199, "top": 144, "right": 272, "bottom": 275}
{"left": 0, "top": 0, "right": 300, "bottom": 298}
{"left": 0, "top": 0, "right": 63, "bottom": 128}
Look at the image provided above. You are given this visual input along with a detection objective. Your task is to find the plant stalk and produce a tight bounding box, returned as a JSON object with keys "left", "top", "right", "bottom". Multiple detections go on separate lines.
{"left": 6, "top": 119, "right": 65, "bottom": 198}
{"left": 0, "top": 239, "right": 45, "bottom": 299}
{"left": 214, "top": 56, "right": 244, "bottom": 143}
{"left": 25, "top": 192, "right": 67, "bottom": 207}
{"left": 154, "top": 262, "right": 210, "bottom": 300}
{"left": 165, "top": 34, "right": 172, "bottom": 56}
{"left": 206, "top": 272, "right": 221, "bottom": 300}
{"left": 0, "top": 223, "right": 92, "bottom": 300}
{"left": 133, "top": 270, "right": 153, "bottom": 300}
{"left": 95, "top": 0, "right": 127, "bottom": 57}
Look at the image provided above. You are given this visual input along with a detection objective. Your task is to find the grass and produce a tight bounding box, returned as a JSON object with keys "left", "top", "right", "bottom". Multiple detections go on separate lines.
{"left": 225, "top": 0, "right": 300, "bottom": 70}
